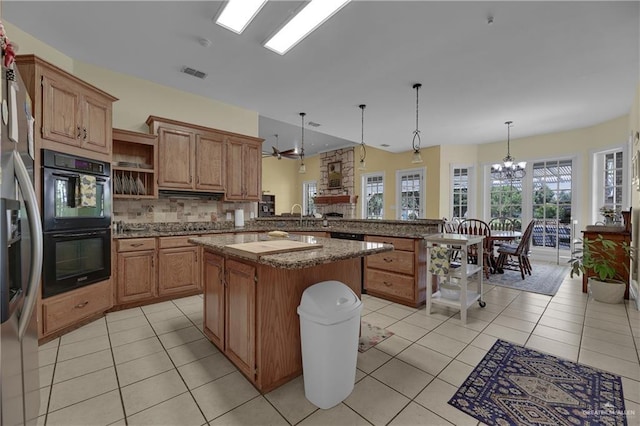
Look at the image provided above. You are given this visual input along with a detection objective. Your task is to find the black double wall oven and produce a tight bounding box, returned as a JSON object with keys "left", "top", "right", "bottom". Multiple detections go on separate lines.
{"left": 42, "top": 150, "right": 111, "bottom": 298}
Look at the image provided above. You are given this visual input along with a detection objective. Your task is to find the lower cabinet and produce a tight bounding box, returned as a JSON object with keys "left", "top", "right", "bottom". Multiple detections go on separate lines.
{"left": 158, "top": 236, "right": 200, "bottom": 296}
{"left": 364, "top": 235, "right": 427, "bottom": 307}
{"left": 203, "top": 253, "right": 256, "bottom": 380}
{"left": 115, "top": 236, "right": 200, "bottom": 305}
{"left": 116, "top": 238, "right": 157, "bottom": 303}
{"left": 41, "top": 279, "right": 113, "bottom": 336}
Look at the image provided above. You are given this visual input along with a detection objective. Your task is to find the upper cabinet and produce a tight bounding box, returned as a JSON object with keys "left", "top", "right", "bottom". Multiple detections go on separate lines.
{"left": 16, "top": 55, "right": 117, "bottom": 162}
{"left": 112, "top": 129, "right": 158, "bottom": 199}
{"left": 146, "top": 116, "right": 262, "bottom": 200}
{"left": 225, "top": 135, "right": 261, "bottom": 201}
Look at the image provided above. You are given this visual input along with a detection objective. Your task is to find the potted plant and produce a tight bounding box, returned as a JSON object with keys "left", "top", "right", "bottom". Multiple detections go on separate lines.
{"left": 569, "top": 234, "right": 634, "bottom": 303}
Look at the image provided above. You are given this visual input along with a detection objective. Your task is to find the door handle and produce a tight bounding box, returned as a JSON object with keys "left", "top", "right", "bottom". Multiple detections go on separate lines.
{"left": 83, "top": 127, "right": 87, "bottom": 140}
{"left": 77, "top": 125, "right": 82, "bottom": 139}
{"left": 14, "top": 152, "right": 43, "bottom": 340}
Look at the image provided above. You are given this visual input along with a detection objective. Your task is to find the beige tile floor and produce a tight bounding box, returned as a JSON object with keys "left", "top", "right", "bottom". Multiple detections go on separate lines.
{"left": 37, "top": 275, "right": 640, "bottom": 425}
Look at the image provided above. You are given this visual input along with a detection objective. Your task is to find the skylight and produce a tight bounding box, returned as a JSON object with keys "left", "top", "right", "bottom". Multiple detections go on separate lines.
{"left": 264, "top": 0, "right": 351, "bottom": 55}
{"left": 215, "top": 0, "right": 268, "bottom": 34}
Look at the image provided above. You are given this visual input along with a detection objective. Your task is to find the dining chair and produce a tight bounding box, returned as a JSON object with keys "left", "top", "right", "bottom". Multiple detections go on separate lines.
{"left": 488, "top": 217, "right": 515, "bottom": 232}
{"left": 457, "top": 219, "right": 492, "bottom": 278}
{"left": 495, "top": 220, "right": 536, "bottom": 279}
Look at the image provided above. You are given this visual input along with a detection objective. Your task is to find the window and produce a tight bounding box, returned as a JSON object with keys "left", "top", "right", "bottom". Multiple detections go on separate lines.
{"left": 489, "top": 176, "right": 523, "bottom": 222}
{"left": 451, "top": 167, "right": 471, "bottom": 219}
{"left": 602, "top": 150, "right": 624, "bottom": 213}
{"left": 531, "top": 160, "right": 573, "bottom": 250}
{"left": 396, "top": 168, "right": 424, "bottom": 220}
{"left": 302, "top": 181, "right": 317, "bottom": 216}
{"left": 362, "top": 173, "right": 384, "bottom": 219}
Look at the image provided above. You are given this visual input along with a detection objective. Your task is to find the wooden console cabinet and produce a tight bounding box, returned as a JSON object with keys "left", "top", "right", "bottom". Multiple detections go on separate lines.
{"left": 581, "top": 227, "right": 632, "bottom": 299}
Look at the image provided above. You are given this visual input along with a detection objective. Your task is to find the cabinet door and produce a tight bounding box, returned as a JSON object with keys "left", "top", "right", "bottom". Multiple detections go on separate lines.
{"left": 158, "top": 127, "right": 194, "bottom": 189}
{"left": 41, "top": 74, "right": 82, "bottom": 146}
{"left": 203, "top": 252, "right": 225, "bottom": 349}
{"left": 196, "top": 132, "right": 225, "bottom": 191}
{"left": 225, "top": 259, "right": 256, "bottom": 379}
{"left": 243, "top": 142, "right": 261, "bottom": 201}
{"left": 225, "top": 138, "right": 245, "bottom": 199}
{"left": 158, "top": 246, "right": 200, "bottom": 296}
{"left": 116, "top": 250, "right": 156, "bottom": 303}
{"left": 81, "top": 91, "right": 112, "bottom": 155}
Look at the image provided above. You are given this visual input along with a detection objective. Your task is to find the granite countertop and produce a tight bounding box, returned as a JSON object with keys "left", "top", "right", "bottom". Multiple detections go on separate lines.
{"left": 189, "top": 233, "right": 393, "bottom": 269}
{"left": 112, "top": 224, "right": 439, "bottom": 239}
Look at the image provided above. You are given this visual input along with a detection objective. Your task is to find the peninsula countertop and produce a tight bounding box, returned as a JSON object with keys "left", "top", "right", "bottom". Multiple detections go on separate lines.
{"left": 189, "top": 232, "right": 393, "bottom": 269}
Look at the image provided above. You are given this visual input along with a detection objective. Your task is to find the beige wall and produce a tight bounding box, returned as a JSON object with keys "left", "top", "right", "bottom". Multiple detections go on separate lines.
{"left": 6, "top": 21, "right": 258, "bottom": 137}
{"left": 261, "top": 156, "right": 300, "bottom": 215}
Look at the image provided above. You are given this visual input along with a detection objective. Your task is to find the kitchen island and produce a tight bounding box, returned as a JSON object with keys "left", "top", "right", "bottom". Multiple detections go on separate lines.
{"left": 189, "top": 233, "right": 393, "bottom": 393}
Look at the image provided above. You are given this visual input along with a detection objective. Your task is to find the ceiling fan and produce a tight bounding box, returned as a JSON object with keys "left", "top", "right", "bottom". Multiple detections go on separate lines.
{"left": 262, "top": 134, "right": 298, "bottom": 160}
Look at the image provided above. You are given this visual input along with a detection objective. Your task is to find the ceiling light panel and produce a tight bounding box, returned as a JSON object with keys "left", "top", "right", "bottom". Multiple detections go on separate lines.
{"left": 215, "top": 0, "right": 268, "bottom": 34}
{"left": 264, "top": 0, "right": 351, "bottom": 55}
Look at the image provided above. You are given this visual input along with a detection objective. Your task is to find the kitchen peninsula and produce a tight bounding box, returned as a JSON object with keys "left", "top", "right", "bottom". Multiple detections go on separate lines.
{"left": 189, "top": 233, "right": 393, "bottom": 393}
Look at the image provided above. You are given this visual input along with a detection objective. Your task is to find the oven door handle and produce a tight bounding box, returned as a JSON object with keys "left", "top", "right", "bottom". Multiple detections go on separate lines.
{"left": 14, "top": 152, "right": 43, "bottom": 341}
{"left": 52, "top": 171, "right": 80, "bottom": 179}
{"left": 51, "top": 231, "right": 107, "bottom": 238}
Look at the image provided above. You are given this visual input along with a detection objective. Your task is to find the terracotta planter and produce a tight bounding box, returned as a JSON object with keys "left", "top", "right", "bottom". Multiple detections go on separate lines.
{"left": 588, "top": 277, "right": 626, "bottom": 304}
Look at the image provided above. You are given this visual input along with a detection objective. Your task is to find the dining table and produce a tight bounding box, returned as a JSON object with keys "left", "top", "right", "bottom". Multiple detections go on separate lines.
{"left": 487, "top": 230, "right": 522, "bottom": 273}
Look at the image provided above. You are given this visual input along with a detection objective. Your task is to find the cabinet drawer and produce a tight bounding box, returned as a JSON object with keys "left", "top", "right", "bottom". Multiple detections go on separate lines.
{"left": 366, "top": 250, "right": 414, "bottom": 275}
{"left": 118, "top": 238, "right": 156, "bottom": 252}
{"left": 42, "top": 280, "right": 112, "bottom": 335}
{"left": 366, "top": 235, "right": 414, "bottom": 252}
{"left": 159, "top": 235, "right": 198, "bottom": 249}
{"left": 365, "top": 269, "right": 414, "bottom": 300}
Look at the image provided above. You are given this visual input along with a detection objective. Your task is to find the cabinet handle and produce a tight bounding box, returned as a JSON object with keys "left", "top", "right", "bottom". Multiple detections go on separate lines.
{"left": 383, "top": 257, "right": 393, "bottom": 263}
{"left": 75, "top": 301, "right": 89, "bottom": 309}
{"left": 189, "top": 175, "right": 193, "bottom": 183}
{"left": 83, "top": 127, "right": 87, "bottom": 140}
{"left": 131, "top": 243, "right": 144, "bottom": 247}
{"left": 151, "top": 257, "right": 155, "bottom": 268}
{"left": 383, "top": 281, "right": 392, "bottom": 287}
{"left": 77, "top": 125, "right": 82, "bottom": 139}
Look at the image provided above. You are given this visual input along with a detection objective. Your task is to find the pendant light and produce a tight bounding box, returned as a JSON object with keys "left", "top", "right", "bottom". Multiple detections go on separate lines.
{"left": 411, "top": 83, "right": 423, "bottom": 164}
{"left": 358, "top": 104, "right": 367, "bottom": 171}
{"left": 298, "top": 112, "right": 306, "bottom": 174}
{"left": 491, "top": 121, "right": 526, "bottom": 180}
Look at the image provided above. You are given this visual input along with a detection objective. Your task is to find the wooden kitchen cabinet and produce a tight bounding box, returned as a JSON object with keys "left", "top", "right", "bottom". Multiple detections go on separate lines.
{"left": 581, "top": 227, "right": 632, "bottom": 299}
{"left": 364, "top": 235, "right": 427, "bottom": 307}
{"left": 202, "top": 255, "right": 256, "bottom": 380}
{"left": 203, "top": 252, "right": 225, "bottom": 349}
{"left": 158, "top": 236, "right": 200, "bottom": 296}
{"left": 16, "top": 55, "right": 117, "bottom": 162}
{"left": 112, "top": 129, "right": 158, "bottom": 199}
{"left": 147, "top": 116, "right": 229, "bottom": 193}
{"left": 225, "top": 259, "right": 256, "bottom": 379}
{"left": 225, "top": 135, "right": 262, "bottom": 201}
{"left": 116, "top": 238, "right": 157, "bottom": 304}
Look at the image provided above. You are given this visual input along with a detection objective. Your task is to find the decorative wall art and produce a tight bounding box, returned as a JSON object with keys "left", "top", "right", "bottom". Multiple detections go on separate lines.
{"left": 328, "top": 161, "right": 343, "bottom": 189}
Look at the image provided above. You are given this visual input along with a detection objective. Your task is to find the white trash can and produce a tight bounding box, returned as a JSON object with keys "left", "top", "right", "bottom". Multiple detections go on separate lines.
{"left": 297, "top": 281, "right": 362, "bottom": 409}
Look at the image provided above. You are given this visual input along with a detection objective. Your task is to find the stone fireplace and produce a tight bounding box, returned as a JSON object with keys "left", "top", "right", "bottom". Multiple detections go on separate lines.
{"left": 315, "top": 148, "right": 358, "bottom": 218}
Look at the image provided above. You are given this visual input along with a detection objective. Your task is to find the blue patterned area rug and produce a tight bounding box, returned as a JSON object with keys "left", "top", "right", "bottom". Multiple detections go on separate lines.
{"left": 484, "top": 261, "right": 570, "bottom": 296}
{"left": 449, "top": 340, "right": 627, "bottom": 426}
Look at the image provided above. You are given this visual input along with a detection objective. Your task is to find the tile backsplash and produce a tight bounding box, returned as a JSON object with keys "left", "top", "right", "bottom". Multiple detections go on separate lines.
{"left": 113, "top": 198, "right": 256, "bottom": 224}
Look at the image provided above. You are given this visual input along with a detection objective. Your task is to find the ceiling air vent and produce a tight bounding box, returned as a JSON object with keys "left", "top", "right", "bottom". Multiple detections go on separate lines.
{"left": 307, "top": 121, "right": 321, "bottom": 127}
{"left": 181, "top": 66, "right": 208, "bottom": 79}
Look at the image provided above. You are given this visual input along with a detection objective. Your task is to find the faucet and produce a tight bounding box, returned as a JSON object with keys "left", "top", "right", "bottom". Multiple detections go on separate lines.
{"left": 291, "top": 204, "right": 303, "bottom": 227}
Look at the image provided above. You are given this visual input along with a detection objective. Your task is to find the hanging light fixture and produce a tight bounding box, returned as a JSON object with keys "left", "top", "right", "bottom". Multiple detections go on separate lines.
{"left": 410, "top": 83, "right": 423, "bottom": 164}
{"left": 358, "top": 104, "right": 367, "bottom": 171}
{"left": 298, "top": 112, "right": 306, "bottom": 174}
{"left": 491, "top": 121, "right": 526, "bottom": 180}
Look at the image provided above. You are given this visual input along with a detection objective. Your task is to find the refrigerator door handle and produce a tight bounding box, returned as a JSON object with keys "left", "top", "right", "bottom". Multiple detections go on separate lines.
{"left": 13, "top": 151, "right": 43, "bottom": 340}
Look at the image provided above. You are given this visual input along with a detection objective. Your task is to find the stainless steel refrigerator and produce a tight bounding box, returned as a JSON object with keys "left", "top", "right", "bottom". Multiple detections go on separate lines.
{"left": 1, "top": 63, "right": 43, "bottom": 425}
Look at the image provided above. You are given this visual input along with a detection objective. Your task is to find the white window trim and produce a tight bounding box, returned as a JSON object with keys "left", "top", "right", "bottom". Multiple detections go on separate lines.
{"left": 302, "top": 180, "right": 317, "bottom": 216}
{"left": 361, "top": 171, "right": 385, "bottom": 219}
{"left": 449, "top": 164, "right": 475, "bottom": 220}
{"left": 395, "top": 167, "right": 426, "bottom": 220}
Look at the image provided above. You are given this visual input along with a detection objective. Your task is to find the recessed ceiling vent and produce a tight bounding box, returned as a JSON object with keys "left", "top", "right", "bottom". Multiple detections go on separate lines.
{"left": 181, "top": 66, "right": 208, "bottom": 79}
{"left": 307, "top": 121, "right": 321, "bottom": 127}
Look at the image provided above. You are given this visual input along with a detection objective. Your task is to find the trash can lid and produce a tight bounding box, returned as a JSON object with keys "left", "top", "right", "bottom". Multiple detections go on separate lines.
{"left": 297, "top": 281, "right": 362, "bottom": 325}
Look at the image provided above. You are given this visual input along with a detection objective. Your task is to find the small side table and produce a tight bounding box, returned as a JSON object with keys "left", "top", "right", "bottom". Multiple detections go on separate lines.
{"left": 425, "top": 233, "right": 486, "bottom": 323}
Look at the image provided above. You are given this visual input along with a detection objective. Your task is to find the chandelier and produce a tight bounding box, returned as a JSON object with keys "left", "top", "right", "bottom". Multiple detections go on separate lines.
{"left": 491, "top": 121, "right": 526, "bottom": 180}
{"left": 358, "top": 104, "right": 366, "bottom": 170}
{"left": 411, "top": 83, "right": 423, "bottom": 164}
{"left": 298, "top": 112, "right": 306, "bottom": 174}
